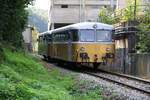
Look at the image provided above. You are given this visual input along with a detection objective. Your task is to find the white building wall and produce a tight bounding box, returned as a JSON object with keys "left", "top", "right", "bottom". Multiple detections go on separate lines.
{"left": 22, "top": 27, "right": 32, "bottom": 43}
{"left": 49, "top": 0, "right": 117, "bottom": 30}
{"left": 116, "top": 0, "right": 127, "bottom": 10}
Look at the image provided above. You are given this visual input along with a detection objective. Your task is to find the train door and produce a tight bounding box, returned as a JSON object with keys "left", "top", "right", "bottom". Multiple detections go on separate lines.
{"left": 43, "top": 34, "right": 48, "bottom": 57}
{"left": 68, "top": 30, "right": 72, "bottom": 61}
{"left": 38, "top": 35, "right": 43, "bottom": 55}
{"left": 46, "top": 34, "right": 52, "bottom": 58}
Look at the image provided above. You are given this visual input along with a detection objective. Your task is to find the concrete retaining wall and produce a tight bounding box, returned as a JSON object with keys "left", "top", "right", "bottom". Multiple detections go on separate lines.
{"left": 99, "top": 53, "right": 150, "bottom": 78}
{"left": 129, "top": 54, "right": 150, "bottom": 77}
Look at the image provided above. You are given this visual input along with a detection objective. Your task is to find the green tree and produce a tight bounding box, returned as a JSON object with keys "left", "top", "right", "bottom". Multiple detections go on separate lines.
{"left": 114, "top": 0, "right": 141, "bottom": 21}
{"left": 136, "top": 6, "right": 150, "bottom": 53}
{"left": 114, "top": 0, "right": 150, "bottom": 53}
{"left": 0, "top": 0, "right": 33, "bottom": 47}
{"left": 99, "top": 7, "right": 115, "bottom": 24}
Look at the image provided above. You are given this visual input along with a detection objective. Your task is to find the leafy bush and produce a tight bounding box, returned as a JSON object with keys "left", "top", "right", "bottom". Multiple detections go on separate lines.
{"left": 0, "top": 44, "right": 5, "bottom": 63}
{"left": 0, "top": 0, "right": 33, "bottom": 47}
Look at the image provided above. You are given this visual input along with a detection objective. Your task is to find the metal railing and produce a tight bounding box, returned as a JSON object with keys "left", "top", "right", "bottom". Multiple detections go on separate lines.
{"left": 115, "top": 26, "right": 139, "bottom": 34}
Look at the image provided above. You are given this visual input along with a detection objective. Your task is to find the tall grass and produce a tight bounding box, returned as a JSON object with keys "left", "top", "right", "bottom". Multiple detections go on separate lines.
{"left": 0, "top": 49, "right": 102, "bottom": 100}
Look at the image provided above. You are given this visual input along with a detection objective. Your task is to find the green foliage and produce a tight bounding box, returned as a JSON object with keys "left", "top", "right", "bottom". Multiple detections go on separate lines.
{"left": 113, "top": 0, "right": 150, "bottom": 53}
{"left": 99, "top": 8, "right": 115, "bottom": 24}
{"left": 136, "top": 9, "right": 150, "bottom": 53}
{"left": 121, "top": 6, "right": 134, "bottom": 21}
{"left": 113, "top": 0, "right": 142, "bottom": 22}
{"left": 0, "top": 44, "right": 5, "bottom": 63}
{"left": 70, "top": 80, "right": 102, "bottom": 100}
{"left": 0, "top": 49, "right": 102, "bottom": 99}
{"left": 0, "top": 49, "right": 72, "bottom": 99}
{"left": 123, "top": 0, "right": 141, "bottom": 21}
{"left": 0, "top": 0, "right": 33, "bottom": 47}
{"left": 125, "top": 0, "right": 140, "bottom": 7}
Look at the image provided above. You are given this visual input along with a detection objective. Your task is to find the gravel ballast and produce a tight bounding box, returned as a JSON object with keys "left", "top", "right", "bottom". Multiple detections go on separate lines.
{"left": 43, "top": 62, "right": 150, "bottom": 100}
{"left": 78, "top": 73, "right": 150, "bottom": 100}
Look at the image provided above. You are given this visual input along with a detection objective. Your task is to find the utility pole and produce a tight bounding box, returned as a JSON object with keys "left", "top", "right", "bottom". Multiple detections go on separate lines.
{"left": 79, "top": 0, "right": 86, "bottom": 22}
{"left": 83, "top": 0, "right": 86, "bottom": 22}
{"left": 79, "top": 0, "right": 82, "bottom": 22}
{"left": 49, "top": 0, "right": 54, "bottom": 30}
{"left": 80, "top": 0, "right": 86, "bottom": 22}
{"left": 110, "top": 0, "right": 114, "bottom": 8}
{"left": 134, "top": 0, "right": 137, "bottom": 21}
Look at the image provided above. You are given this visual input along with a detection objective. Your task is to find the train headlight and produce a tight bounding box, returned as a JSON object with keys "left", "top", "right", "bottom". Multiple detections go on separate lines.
{"left": 80, "top": 47, "right": 86, "bottom": 52}
{"left": 94, "top": 54, "right": 98, "bottom": 62}
{"left": 106, "top": 48, "right": 111, "bottom": 52}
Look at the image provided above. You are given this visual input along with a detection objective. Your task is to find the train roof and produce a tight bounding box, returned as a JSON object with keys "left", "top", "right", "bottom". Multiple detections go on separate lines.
{"left": 38, "top": 31, "right": 51, "bottom": 36}
{"left": 51, "top": 22, "right": 113, "bottom": 33}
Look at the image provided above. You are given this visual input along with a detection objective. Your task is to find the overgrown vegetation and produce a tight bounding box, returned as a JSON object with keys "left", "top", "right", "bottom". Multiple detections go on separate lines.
{"left": 0, "top": 1, "right": 102, "bottom": 99}
{"left": 99, "top": 0, "right": 150, "bottom": 53}
{"left": 99, "top": 7, "right": 115, "bottom": 24}
{"left": 0, "top": 48, "right": 102, "bottom": 99}
{"left": 136, "top": 8, "right": 150, "bottom": 53}
{"left": 70, "top": 80, "right": 102, "bottom": 100}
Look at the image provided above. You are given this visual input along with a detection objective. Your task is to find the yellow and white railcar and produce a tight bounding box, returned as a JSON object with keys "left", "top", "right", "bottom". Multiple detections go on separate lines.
{"left": 47, "top": 22, "right": 115, "bottom": 68}
{"left": 38, "top": 22, "right": 115, "bottom": 68}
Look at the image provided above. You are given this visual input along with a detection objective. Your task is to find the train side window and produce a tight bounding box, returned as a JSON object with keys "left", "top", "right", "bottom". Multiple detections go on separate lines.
{"left": 112, "top": 30, "right": 115, "bottom": 42}
{"left": 53, "top": 32, "right": 61, "bottom": 42}
{"left": 69, "top": 29, "right": 79, "bottom": 41}
{"left": 41, "top": 36, "right": 44, "bottom": 42}
{"left": 53, "top": 31, "right": 70, "bottom": 42}
{"left": 45, "top": 34, "right": 52, "bottom": 42}
{"left": 59, "top": 31, "right": 70, "bottom": 42}
{"left": 63, "top": 30, "right": 70, "bottom": 42}
{"left": 53, "top": 33, "right": 57, "bottom": 42}
{"left": 60, "top": 31, "right": 65, "bottom": 41}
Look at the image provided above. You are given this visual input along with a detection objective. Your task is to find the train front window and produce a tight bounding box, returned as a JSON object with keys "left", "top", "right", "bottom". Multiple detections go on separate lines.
{"left": 96, "top": 30, "right": 112, "bottom": 42}
{"left": 80, "top": 30, "right": 94, "bottom": 42}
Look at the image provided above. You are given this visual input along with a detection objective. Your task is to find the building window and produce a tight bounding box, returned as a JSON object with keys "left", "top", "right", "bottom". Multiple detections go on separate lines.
{"left": 113, "top": 5, "right": 116, "bottom": 9}
{"left": 61, "top": 5, "right": 68, "bottom": 8}
{"left": 104, "top": 5, "right": 107, "bottom": 8}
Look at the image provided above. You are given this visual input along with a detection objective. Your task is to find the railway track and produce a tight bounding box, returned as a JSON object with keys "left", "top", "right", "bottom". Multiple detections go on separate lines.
{"left": 97, "top": 69, "right": 150, "bottom": 84}
{"left": 84, "top": 71, "right": 150, "bottom": 96}
{"left": 43, "top": 59, "right": 150, "bottom": 96}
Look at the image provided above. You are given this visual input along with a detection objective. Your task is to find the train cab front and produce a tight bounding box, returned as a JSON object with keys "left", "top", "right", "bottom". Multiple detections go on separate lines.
{"left": 71, "top": 22, "right": 115, "bottom": 69}
{"left": 75, "top": 45, "right": 115, "bottom": 69}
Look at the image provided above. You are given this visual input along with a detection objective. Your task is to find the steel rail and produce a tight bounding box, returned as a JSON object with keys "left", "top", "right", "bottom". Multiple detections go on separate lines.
{"left": 97, "top": 69, "right": 150, "bottom": 84}
{"left": 42, "top": 59, "right": 150, "bottom": 95}
{"left": 84, "top": 71, "right": 150, "bottom": 96}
